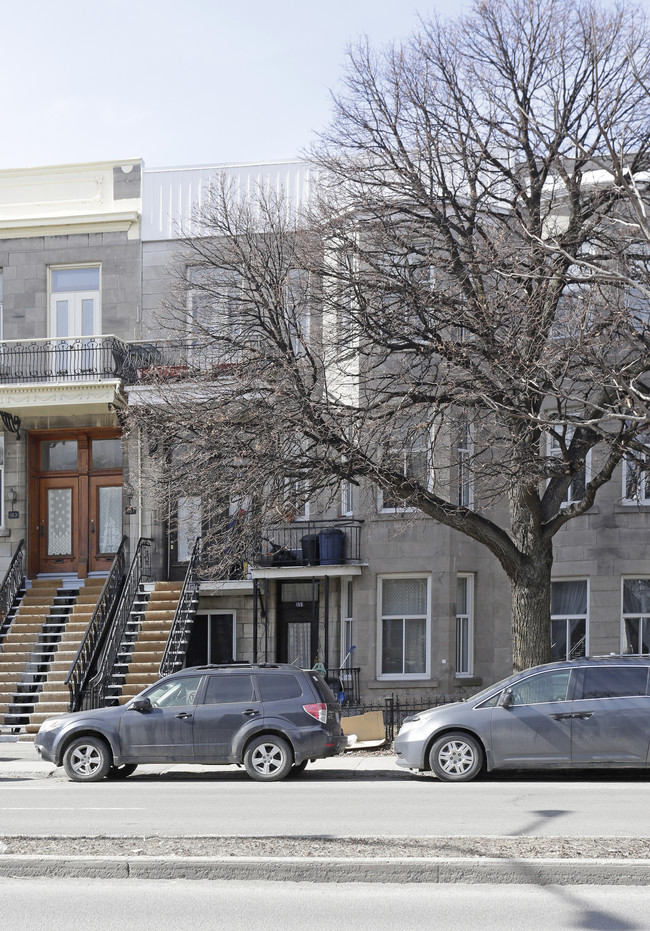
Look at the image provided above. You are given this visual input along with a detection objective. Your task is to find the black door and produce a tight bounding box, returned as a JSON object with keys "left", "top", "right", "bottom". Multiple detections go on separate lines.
{"left": 277, "top": 581, "right": 320, "bottom": 667}
{"left": 186, "top": 614, "right": 235, "bottom": 666}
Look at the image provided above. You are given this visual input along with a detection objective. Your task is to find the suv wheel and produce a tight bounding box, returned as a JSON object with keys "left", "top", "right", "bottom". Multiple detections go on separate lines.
{"left": 63, "top": 736, "right": 112, "bottom": 782}
{"left": 244, "top": 735, "right": 293, "bottom": 782}
{"left": 429, "top": 732, "right": 483, "bottom": 782}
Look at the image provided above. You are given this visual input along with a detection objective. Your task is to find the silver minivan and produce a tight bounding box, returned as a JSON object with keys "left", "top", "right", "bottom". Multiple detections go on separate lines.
{"left": 394, "top": 656, "right": 650, "bottom": 781}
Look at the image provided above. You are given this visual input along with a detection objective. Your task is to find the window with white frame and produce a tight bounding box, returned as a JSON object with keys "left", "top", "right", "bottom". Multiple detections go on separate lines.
{"left": 50, "top": 266, "right": 101, "bottom": 338}
{"left": 456, "top": 419, "right": 474, "bottom": 508}
{"left": 551, "top": 580, "right": 588, "bottom": 661}
{"left": 622, "top": 579, "right": 650, "bottom": 655}
{"left": 622, "top": 450, "right": 650, "bottom": 504}
{"left": 188, "top": 266, "right": 244, "bottom": 367}
{"left": 283, "top": 473, "right": 309, "bottom": 521}
{"left": 548, "top": 430, "right": 589, "bottom": 506}
{"left": 379, "top": 576, "right": 429, "bottom": 677}
{"left": 456, "top": 574, "right": 474, "bottom": 676}
{"left": 341, "top": 578, "right": 354, "bottom": 666}
{"left": 284, "top": 268, "right": 310, "bottom": 356}
{"left": 341, "top": 480, "right": 354, "bottom": 516}
{"left": 379, "top": 445, "right": 430, "bottom": 513}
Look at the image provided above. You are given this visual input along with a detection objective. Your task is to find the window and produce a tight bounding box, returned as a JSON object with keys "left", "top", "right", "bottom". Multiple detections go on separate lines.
{"left": 283, "top": 474, "right": 309, "bottom": 520}
{"left": 551, "top": 580, "right": 588, "bottom": 661}
{"left": 508, "top": 669, "right": 571, "bottom": 705}
{"left": 548, "top": 430, "right": 588, "bottom": 505}
{"left": 341, "top": 480, "right": 354, "bottom": 516}
{"left": 379, "top": 576, "right": 429, "bottom": 677}
{"left": 50, "top": 266, "right": 101, "bottom": 338}
{"left": 580, "top": 666, "right": 648, "bottom": 700}
{"left": 456, "top": 574, "right": 474, "bottom": 677}
{"left": 188, "top": 266, "right": 244, "bottom": 367}
{"left": 456, "top": 420, "right": 473, "bottom": 508}
{"left": 284, "top": 268, "right": 310, "bottom": 356}
{"left": 379, "top": 446, "right": 430, "bottom": 513}
{"left": 622, "top": 452, "right": 650, "bottom": 504}
{"left": 176, "top": 496, "right": 202, "bottom": 562}
{"left": 622, "top": 579, "right": 650, "bottom": 655}
{"left": 0, "top": 269, "right": 3, "bottom": 339}
{"left": 203, "top": 674, "right": 255, "bottom": 704}
{"left": 146, "top": 676, "right": 202, "bottom": 708}
{"left": 341, "top": 578, "right": 354, "bottom": 666}
{"left": 256, "top": 674, "right": 303, "bottom": 702}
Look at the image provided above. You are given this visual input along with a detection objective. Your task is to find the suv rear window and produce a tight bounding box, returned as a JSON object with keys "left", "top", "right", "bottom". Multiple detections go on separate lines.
{"left": 308, "top": 672, "right": 337, "bottom": 704}
{"left": 580, "top": 666, "right": 648, "bottom": 699}
{"left": 257, "top": 673, "right": 303, "bottom": 701}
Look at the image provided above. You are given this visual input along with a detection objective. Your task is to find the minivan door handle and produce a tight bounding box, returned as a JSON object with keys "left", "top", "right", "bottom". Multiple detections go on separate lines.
{"left": 571, "top": 712, "right": 593, "bottom": 720}
{"left": 550, "top": 713, "right": 572, "bottom": 721}
{"left": 242, "top": 709, "right": 260, "bottom": 716}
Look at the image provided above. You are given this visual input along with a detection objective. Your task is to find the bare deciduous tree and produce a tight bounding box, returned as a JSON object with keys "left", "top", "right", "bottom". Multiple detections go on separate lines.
{"left": 130, "top": 0, "right": 650, "bottom": 671}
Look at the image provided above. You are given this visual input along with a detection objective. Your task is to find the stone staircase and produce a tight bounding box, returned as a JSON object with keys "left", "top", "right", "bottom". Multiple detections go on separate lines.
{"left": 0, "top": 577, "right": 105, "bottom": 737}
{"left": 107, "top": 581, "right": 183, "bottom": 705}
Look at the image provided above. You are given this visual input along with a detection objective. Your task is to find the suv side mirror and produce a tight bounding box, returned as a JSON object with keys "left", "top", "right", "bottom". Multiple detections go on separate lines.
{"left": 499, "top": 688, "right": 514, "bottom": 709}
{"left": 130, "top": 697, "right": 152, "bottom": 713}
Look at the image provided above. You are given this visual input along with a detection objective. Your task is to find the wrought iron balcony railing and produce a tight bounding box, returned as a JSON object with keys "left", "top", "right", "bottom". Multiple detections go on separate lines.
{"left": 0, "top": 336, "right": 260, "bottom": 387}
{"left": 252, "top": 519, "right": 363, "bottom": 568}
{"left": 0, "top": 336, "right": 131, "bottom": 384}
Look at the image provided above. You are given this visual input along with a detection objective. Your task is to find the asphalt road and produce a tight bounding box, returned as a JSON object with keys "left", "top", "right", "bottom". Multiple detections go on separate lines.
{"left": 1, "top": 878, "right": 650, "bottom": 931}
{"left": 3, "top": 766, "right": 650, "bottom": 838}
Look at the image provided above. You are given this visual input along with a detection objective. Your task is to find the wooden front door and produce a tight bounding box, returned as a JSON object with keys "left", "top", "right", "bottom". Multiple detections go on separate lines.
{"left": 39, "top": 476, "right": 79, "bottom": 574}
{"left": 29, "top": 429, "right": 123, "bottom": 578}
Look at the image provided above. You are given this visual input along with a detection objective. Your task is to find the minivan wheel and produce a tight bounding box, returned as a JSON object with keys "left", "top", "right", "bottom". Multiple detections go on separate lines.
{"left": 244, "top": 735, "right": 293, "bottom": 782}
{"left": 429, "top": 732, "right": 483, "bottom": 782}
{"left": 63, "top": 736, "right": 112, "bottom": 782}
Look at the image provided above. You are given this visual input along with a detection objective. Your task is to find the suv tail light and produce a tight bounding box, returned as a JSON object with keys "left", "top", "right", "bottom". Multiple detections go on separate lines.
{"left": 303, "top": 702, "right": 328, "bottom": 724}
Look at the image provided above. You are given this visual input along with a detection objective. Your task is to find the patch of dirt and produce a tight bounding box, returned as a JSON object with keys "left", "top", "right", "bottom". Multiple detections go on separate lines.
{"left": 1, "top": 835, "right": 648, "bottom": 859}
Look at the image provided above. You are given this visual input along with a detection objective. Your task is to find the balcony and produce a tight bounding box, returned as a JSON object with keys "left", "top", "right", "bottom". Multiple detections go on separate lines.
{"left": 0, "top": 336, "right": 132, "bottom": 384}
{"left": 251, "top": 519, "right": 363, "bottom": 573}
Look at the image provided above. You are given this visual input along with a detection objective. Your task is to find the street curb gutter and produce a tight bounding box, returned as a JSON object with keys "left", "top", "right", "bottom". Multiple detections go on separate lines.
{"left": 1, "top": 856, "right": 649, "bottom": 885}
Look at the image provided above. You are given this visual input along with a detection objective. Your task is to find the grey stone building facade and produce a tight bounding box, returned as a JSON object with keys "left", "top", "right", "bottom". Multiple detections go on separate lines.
{"left": 1, "top": 157, "right": 649, "bottom": 723}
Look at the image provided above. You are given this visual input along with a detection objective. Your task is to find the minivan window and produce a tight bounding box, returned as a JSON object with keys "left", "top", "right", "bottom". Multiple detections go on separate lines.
{"left": 580, "top": 666, "right": 648, "bottom": 699}
{"left": 507, "top": 669, "right": 571, "bottom": 705}
{"left": 257, "top": 674, "right": 303, "bottom": 702}
{"left": 203, "top": 674, "right": 255, "bottom": 704}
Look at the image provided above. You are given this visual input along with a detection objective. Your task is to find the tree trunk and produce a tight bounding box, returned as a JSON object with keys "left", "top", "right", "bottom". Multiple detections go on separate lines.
{"left": 511, "top": 549, "right": 554, "bottom": 672}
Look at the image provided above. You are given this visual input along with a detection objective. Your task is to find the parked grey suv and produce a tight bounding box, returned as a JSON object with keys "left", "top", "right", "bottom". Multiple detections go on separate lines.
{"left": 35, "top": 664, "right": 346, "bottom": 782}
{"left": 394, "top": 656, "right": 650, "bottom": 782}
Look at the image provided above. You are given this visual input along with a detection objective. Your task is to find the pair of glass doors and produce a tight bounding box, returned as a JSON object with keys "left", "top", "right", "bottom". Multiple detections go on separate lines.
{"left": 29, "top": 431, "right": 123, "bottom": 577}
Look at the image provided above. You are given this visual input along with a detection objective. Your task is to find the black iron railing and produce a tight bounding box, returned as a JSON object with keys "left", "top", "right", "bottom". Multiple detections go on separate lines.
{"left": 254, "top": 519, "right": 363, "bottom": 568}
{"left": 84, "top": 537, "right": 153, "bottom": 709}
{"left": 0, "top": 539, "right": 25, "bottom": 639}
{"left": 159, "top": 537, "right": 202, "bottom": 677}
{"left": 65, "top": 537, "right": 128, "bottom": 711}
{"left": 340, "top": 693, "right": 466, "bottom": 743}
{"left": 0, "top": 337, "right": 132, "bottom": 384}
{"left": 325, "top": 666, "right": 360, "bottom": 704}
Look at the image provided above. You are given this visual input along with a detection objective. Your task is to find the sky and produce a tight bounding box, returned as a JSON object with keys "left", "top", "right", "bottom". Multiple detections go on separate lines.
{"left": 0, "top": 0, "right": 467, "bottom": 171}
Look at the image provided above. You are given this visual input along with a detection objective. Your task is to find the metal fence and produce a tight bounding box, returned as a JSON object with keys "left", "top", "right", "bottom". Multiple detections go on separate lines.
{"left": 341, "top": 693, "right": 465, "bottom": 743}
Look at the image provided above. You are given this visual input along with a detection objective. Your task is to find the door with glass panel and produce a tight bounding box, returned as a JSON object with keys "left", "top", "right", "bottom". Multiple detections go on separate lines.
{"left": 89, "top": 477, "right": 123, "bottom": 572}
{"left": 50, "top": 266, "right": 101, "bottom": 376}
{"left": 39, "top": 477, "right": 79, "bottom": 574}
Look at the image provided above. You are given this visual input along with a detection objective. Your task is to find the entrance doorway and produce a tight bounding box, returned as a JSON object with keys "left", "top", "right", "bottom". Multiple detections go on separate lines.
{"left": 276, "top": 581, "right": 320, "bottom": 667}
{"left": 29, "top": 430, "right": 123, "bottom": 577}
{"left": 186, "top": 613, "right": 236, "bottom": 666}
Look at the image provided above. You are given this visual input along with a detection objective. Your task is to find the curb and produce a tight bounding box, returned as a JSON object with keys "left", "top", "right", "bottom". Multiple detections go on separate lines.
{"left": 1, "top": 855, "right": 649, "bottom": 884}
